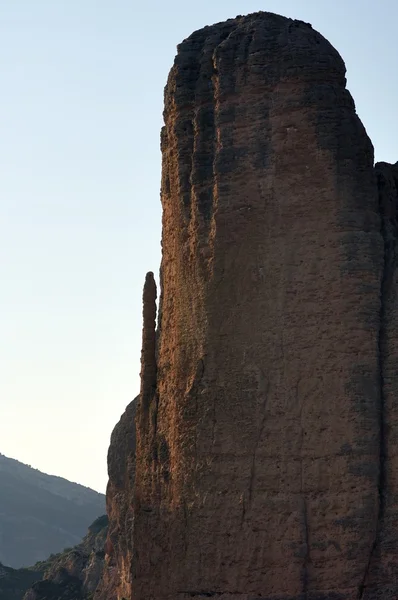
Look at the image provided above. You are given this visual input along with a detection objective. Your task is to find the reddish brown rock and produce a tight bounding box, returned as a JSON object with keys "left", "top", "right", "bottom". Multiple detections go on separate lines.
{"left": 95, "top": 276, "right": 157, "bottom": 600}
{"left": 23, "top": 516, "right": 108, "bottom": 600}
{"left": 95, "top": 399, "right": 138, "bottom": 600}
{"left": 132, "top": 11, "right": 385, "bottom": 600}
{"left": 361, "top": 162, "right": 398, "bottom": 600}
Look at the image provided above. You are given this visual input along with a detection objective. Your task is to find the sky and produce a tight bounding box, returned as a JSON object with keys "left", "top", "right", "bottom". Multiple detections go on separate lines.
{"left": 1, "top": 0, "right": 397, "bottom": 493}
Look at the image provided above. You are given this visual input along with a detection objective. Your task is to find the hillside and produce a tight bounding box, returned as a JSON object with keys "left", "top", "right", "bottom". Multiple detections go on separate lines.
{"left": 0, "top": 562, "right": 43, "bottom": 600}
{"left": 23, "top": 515, "right": 108, "bottom": 600}
{"left": 0, "top": 515, "right": 108, "bottom": 600}
{"left": 0, "top": 454, "right": 105, "bottom": 568}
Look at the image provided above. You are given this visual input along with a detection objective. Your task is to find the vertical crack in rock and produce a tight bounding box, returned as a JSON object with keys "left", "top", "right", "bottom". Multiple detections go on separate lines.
{"left": 302, "top": 498, "right": 309, "bottom": 599}
{"left": 357, "top": 165, "right": 398, "bottom": 599}
{"left": 358, "top": 169, "right": 391, "bottom": 599}
{"left": 375, "top": 187, "right": 388, "bottom": 568}
{"left": 172, "top": 47, "right": 199, "bottom": 220}
{"left": 191, "top": 47, "right": 216, "bottom": 224}
{"left": 248, "top": 383, "right": 269, "bottom": 510}
{"left": 188, "top": 358, "right": 205, "bottom": 469}
{"left": 183, "top": 499, "right": 189, "bottom": 556}
{"left": 298, "top": 380, "right": 309, "bottom": 598}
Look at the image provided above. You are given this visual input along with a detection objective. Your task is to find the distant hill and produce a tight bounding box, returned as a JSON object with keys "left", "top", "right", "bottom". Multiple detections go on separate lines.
{"left": 0, "top": 454, "right": 105, "bottom": 568}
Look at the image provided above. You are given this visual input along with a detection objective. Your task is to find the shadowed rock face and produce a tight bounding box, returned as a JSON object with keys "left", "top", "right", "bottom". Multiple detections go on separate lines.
{"left": 21, "top": 516, "right": 108, "bottom": 600}
{"left": 362, "top": 162, "right": 398, "bottom": 600}
{"left": 132, "top": 10, "right": 388, "bottom": 600}
{"left": 0, "top": 562, "right": 43, "bottom": 600}
{"left": 95, "top": 398, "right": 138, "bottom": 600}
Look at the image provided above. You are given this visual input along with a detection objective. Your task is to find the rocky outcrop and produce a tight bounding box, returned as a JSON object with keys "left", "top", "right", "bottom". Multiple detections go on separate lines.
{"left": 132, "top": 11, "right": 389, "bottom": 600}
{"left": 23, "top": 515, "right": 108, "bottom": 600}
{"left": 0, "top": 562, "right": 43, "bottom": 600}
{"left": 28, "top": 11, "right": 395, "bottom": 600}
{"left": 360, "top": 162, "right": 398, "bottom": 599}
{"left": 0, "top": 516, "right": 108, "bottom": 600}
{"left": 94, "top": 399, "right": 138, "bottom": 600}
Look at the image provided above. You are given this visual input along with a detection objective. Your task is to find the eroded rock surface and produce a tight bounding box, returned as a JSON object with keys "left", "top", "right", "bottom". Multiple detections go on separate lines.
{"left": 94, "top": 398, "right": 138, "bottom": 600}
{"left": 132, "top": 11, "right": 387, "bottom": 600}
{"left": 22, "top": 515, "right": 108, "bottom": 600}
{"left": 360, "top": 162, "right": 398, "bottom": 600}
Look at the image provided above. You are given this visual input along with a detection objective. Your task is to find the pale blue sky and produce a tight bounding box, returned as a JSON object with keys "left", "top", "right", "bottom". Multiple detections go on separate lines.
{"left": 1, "top": 0, "right": 397, "bottom": 493}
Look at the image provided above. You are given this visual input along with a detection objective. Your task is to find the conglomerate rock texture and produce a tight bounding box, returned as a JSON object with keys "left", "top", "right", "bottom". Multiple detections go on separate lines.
{"left": 85, "top": 10, "right": 398, "bottom": 600}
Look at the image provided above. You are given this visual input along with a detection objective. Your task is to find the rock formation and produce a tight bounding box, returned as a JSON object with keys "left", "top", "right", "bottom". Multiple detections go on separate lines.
{"left": 20, "top": 10, "right": 395, "bottom": 600}
{"left": 362, "top": 162, "right": 398, "bottom": 599}
{"left": 0, "top": 562, "right": 43, "bottom": 600}
{"left": 1, "top": 516, "right": 108, "bottom": 600}
{"left": 130, "top": 10, "right": 398, "bottom": 600}
{"left": 95, "top": 398, "right": 138, "bottom": 600}
{"left": 23, "top": 515, "right": 108, "bottom": 600}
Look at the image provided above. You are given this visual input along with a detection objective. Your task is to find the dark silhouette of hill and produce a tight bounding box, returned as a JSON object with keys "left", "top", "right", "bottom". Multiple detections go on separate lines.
{"left": 0, "top": 454, "right": 105, "bottom": 568}
{"left": 0, "top": 562, "right": 43, "bottom": 600}
{"left": 0, "top": 515, "right": 108, "bottom": 600}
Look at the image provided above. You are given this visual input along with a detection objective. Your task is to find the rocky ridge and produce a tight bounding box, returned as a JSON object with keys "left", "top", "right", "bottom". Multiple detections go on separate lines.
{"left": 0, "top": 515, "right": 108, "bottom": 600}
{"left": 0, "top": 562, "right": 43, "bottom": 600}
{"left": 22, "top": 515, "right": 108, "bottom": 600}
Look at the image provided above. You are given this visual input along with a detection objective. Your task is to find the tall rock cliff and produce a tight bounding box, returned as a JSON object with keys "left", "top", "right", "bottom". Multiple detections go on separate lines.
{"left": 132, "top": 11, "right": 389, "bottom": 600}
{"left": 362, "top": 162, "right": 398, "bottom": 599}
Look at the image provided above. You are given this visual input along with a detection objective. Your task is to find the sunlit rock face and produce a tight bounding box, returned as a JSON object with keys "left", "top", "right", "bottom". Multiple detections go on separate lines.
{"left": 130, "top": 10, "right": 397, "bottom": 600}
